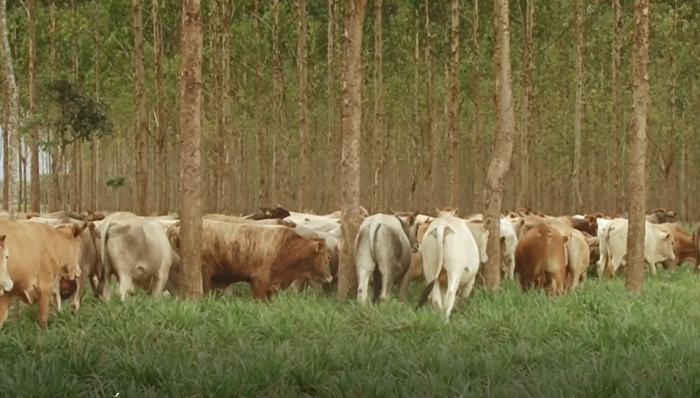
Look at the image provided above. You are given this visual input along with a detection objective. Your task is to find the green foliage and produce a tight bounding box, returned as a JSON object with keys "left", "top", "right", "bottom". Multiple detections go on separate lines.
{"left": 41, "top": 74, "right": 112, "bottom": 147}
{"left": 2, "top": 272, "right": 700, "bottom": 397}
{"left": 106, "top": 176, "right": 125, "bottom": 189}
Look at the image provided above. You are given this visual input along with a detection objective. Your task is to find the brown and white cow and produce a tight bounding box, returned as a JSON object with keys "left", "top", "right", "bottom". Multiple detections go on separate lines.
{"left": 0, "top": 220, "right": 84, "bottom": 329}
{"left": 243, "top": 204, "right": 292, "bottom": 221}
{"left": 166, "top": 220, "right": 332, "bottom": 300}
{"left": 96, "top": 212, "right": 180, "bottom": 302}
{"left": 656, "top": 223, "right": 697, "bottom": 270}
{"left": 0, "top": 235, "right": 12, "bottom": 295}
{"left": 514, "top": 222, "right": 568, "bottom": 295}
{"left": 288, "top": 225, "right": 339, "bottom": 294}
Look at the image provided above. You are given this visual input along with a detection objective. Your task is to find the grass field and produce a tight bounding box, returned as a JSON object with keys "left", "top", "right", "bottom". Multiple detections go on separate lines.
{"left": 2, "top": 269, "right": 700, "bottom": 398}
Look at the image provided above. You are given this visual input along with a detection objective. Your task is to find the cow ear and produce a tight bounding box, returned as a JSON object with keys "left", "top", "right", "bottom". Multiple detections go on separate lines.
{"left": 88, "top": 222, "right": 96, "bottom": 232}
{"left": 453, "top": 208, "right": 459, "bottom": 216}
{"left": 653, "top": 208, "right": 665, "bottom": 214}
{"left": 389, "top": 207, "right": 396, "bottom": 215}
{"left": 517, "top": 218, "right": 525, "bottom": 229}
{"left": 72, "top": 223, "right": 85, "bottom": 238}
{"left": 562, "top": 236, "right": 569, "bottom": 244}
{"left": 667, "top": 211, "right": 676, "bottom": 218}
{"left": 665, "top": 233, "right": 672, "bottom": 241}
{"left": 434, "top": 208, "right": 441, "bottom": 216}
{"left": 537, "top": 211, "right": 545, "bottom": 218}
{"left": 482, "top": 217, "right": 492, "bottom": 230}
{"left": 500, "top": 236, "right": 506, "bottom": 243}
{"left": 315, "top": 240, "right": 324, "bottom": 252}
{"left": 406, "top": 214, "right": 416, "bottom": 226}
{"left": 0, "top": 234, "right": 6, "bottom": 243}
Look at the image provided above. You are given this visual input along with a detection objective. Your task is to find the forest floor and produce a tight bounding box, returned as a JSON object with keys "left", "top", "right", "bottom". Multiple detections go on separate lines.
{"left": 2, "top": 267, "right": 700, "bottom": 398}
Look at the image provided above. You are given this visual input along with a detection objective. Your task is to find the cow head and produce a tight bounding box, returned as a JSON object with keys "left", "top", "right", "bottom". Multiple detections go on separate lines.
{"left": 395, "top": 212, "right": 421, "bottom": 253}
{"left": 166, "top": 222, "right": 182, "bottom": 251}
{"left": 583, "top": 214, "right": 599, "bottom": 235}
{"left": 467, "top": 218, "right": 492, "bottom": 265}
{"left": 655, "top": 231, "right": 676, "bottom": 264}
{"left": 649, "top": 208, "right": 677, "bottom": 224}
{"left": 54, "top": 223, "right": 86, "bottom": 281}
{"left": 309, "top": 238, "right": 333, "bottom": 283}
{"left": 0, "top": 234, "right": 12, "bottom": 294}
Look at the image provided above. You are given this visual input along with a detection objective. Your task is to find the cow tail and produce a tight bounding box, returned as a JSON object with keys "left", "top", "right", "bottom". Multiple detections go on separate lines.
{"left": 368, "top": 222, "right": 382, "bottom": 301}
{"left": 98, "top": 217, "right": 113, "bottom": 282}
{"left": 418, "top": 225, "right": 446, "bottom": 309}
{"left": 693, "top": 226, "right": 700, "bottom": 272}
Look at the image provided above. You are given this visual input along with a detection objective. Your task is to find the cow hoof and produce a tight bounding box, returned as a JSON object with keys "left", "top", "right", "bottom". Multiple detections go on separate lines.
{"left": 70, "top": 303, "right": 80, "bottom": 314}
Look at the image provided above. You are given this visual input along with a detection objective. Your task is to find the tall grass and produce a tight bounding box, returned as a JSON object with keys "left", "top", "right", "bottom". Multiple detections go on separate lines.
{"left": 2, "top": 269, "right": 700, "bottom": 398}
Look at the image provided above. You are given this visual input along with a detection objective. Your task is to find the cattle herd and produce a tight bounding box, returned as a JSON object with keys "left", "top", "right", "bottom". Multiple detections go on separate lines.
{"left": 0, "top": 205, "right": 695, "bottom": 328}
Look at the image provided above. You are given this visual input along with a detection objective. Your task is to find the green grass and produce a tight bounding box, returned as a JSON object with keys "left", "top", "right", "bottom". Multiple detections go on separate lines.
{"left": 3, "top": 269, "right": 700, "bottom": 398}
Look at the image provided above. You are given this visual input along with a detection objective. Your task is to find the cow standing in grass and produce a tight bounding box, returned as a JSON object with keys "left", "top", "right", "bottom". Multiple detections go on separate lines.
{"left": 354, "top": 213, "right": 421, "bottom": 304}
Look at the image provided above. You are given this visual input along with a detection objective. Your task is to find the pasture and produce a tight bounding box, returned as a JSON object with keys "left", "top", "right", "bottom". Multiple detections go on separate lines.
{"left": 3, "top": 270, "right": 700, "bottom": 398}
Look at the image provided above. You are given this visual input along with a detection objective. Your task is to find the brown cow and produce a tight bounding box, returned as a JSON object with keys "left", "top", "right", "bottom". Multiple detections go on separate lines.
{"left": 656, "top": 223, "right": 697, "bottom": 270}
{"left": 561, "top": 215, "right": 598, "bottom": 236}
{"left": 693, "top": 226, "right": 700, "bottom": 273}
{"left": 514, "top": 222, "right": 569, "bottom": 295}
{"left": 166, "top": 220, "right": 332, "bottom": 300}
{"left": 0, "top": 220, "right": 85, "bottom": 329}
{"left": 243, "top": 205, "right": 292, "bottom": 221}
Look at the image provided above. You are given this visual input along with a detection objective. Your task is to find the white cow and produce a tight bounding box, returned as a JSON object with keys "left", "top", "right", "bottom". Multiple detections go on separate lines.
{"left": 355, "top": 213, "right": 420, "bottom": 304}
{"left": 598, "top": 219, "right": 676, "bottom": 277}
{"left": 418, "top": 208, "right": 480, "bottom": 321}
{"left": 96, "top": 212, "right": 180, "bottom": 302}
{"left": 463, "top": 213, "right": 517, "bottom": 280}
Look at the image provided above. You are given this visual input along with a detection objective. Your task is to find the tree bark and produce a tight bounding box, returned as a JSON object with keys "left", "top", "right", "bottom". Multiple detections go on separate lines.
{"left": 48, "top": 0, "right": 60, "bottom": 211}
{"left": 611, "top": 0, "right": 623, "bottom": 213}
{"left": 134, "top": 0, "right": 148, "bottom": 215}
{"left": 296, "top": 0, "right": 309, "bottom": 209}
{"left": 271, "top": 0, "right": 283, "bottom": 205}
{"left": 371, "top": 0, "right": 384, "bottom": 213}
{"left": 0, "top": 0, "right": 19, "bottom": 220}
{"left": 572, "top": 0, "right": 584, "bottom": 213}
{"left": 326, "top": 0, "right": 338, "bottom": 210}
{"left": 153, "top": 0, "right": 168, "bottom": 215}
{"left": 482, "top": 0, "right": 516, "bottom": 291}
{"left": 221, "top": 0, "right": 231, "bottom": 211}
{"left": 28, "top": 0, "right": 39, "bottom": 213}
{"left": 625, "top": 0, "right": 650, "bottom": 295}
{"left": 517, "top": 0, "right": 533, "bottom": 208}
{"left": 448, "top": 0, "right": 460, "bottom": 208}
{"left": 336, "top": 0, "right": 367, "bottom": 300}
{"left": 472, "top": 0, "right": 482, "bottom": 210}
{"left": 92, "top": 1, "right": 100, "bottom": 212}
{"left": 253, "top": 0, "right": 267, "bottom": 208}
{"left": 422, "top": 0, "right": 434, "bottom": 214}
{"left": 179, "top": 0, "right": 204, "bottom": 299}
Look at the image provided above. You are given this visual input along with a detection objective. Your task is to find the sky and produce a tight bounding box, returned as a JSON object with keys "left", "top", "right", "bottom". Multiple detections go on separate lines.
{"left": 0, "top": 133, "right": 54, "bottom": 181}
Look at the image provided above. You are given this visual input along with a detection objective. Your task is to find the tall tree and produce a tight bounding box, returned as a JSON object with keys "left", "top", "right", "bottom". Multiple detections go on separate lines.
{"left": 422, "top": 0, "right": 434, "bottom": 213}
{"left": 371, "top": 0, "right": 384, "bottom": 213}
{"left": 336, "top": 0, "right": 367, "bottom": 300}
{"left": 572, "top": 0, "right": 584, "bottom": 213}
{"left": 625, "top": 0, "right": 651, "bottom": 295}
{"left": 253, "top": 0, "right": 267, "bottom": 207}
{"left": 179, "top": 0, "right": 204, "bottom": 299}
{"left": 611, "top": 0, "right": 623, "bottom": 212}
{"left": 327, "top": 0, "right": 338, "bottom": 209}
{"left": 296, "top": 0, "right": 309, "bottom": 209}
{"left": 517, "top": 0, "right": 533, "bottom": 208}
{"left": 448, "top": 0, "right": 460, "bottom": 207}
{"left": 482, "top": 0, "right": 516, "bottom": 290}
{"left": 28, "top": 0, "right": 39, "bottom": 213}
{"left": 153, "top": 0, "right": 168, "bottom": 215}
{"left": 134, "top": 0, "right": 148, "bottom": 215}
{"left": 472, "top": 0, "right": 482, "bottom": 210}
{"left": 0, "top": 0, "right": 19, "bottom": 220}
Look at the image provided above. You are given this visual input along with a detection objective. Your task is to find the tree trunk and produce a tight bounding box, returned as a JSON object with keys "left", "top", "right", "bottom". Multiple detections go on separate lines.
{"left": 449, "top": 0, "right": 460, "bottom": 207}
{"left": 625, "top": 0, "right": 650, "bottom": 295}
{"left": 271, "top": 0, "right": 284, "bottom": 205}
{"left": 70, "top": 0, "right": 81, "bottom": 212}
{"left": 134, "top": 0, "right": 148, "bottom": 215}
{"left": 179, "top": 0, "right": 204, "bottom": 300}
{"left": 296, "top": 0, "right": 309, "bottom": 210}
{"left": 611, "top": 0, "right": 623, "bottom": 213}
{"left": 221, "top": 0, "right": 231, "bottom": 211}
{"left": 153, "top": 0, "right": 168, "bottom": 215}
{"left": 517, "top": 0, "right": 533, "bottom": 208}
{"left": 0, "top": 0, "right": 19, "bottom": 220}
{"left": 422, "top": 0, "right": 434, "bottom": 214}
{"left": 572, "top": 0, "right": 584, "bottom": 213}
{"left": 371, "top": 0, "right": 384, "bottom": 213}
{"left": 336, "top": 0, "right": 367, "bottom": 300}
{"left": 663, "top": 0, "right": 677, "bottom": 209}
{"left": 326, "top": 0, "right": 337, "bottom": 211}
{"left": 91, "top": 2, "right": 100, "bottom": 212}
{"left": 472, "top": 0, "right": 482, "bottom": 210}
{"left": 482, "top": 0, "right": 516, "bottom": 291}
{"left": 48, "top": 0, "right": 60, "bottom": 211}
{"left": 28, "top": 0, "right": 39, "bottom": 213}
{"left": 253, "top": 0, "right": 267, "bottom": 208}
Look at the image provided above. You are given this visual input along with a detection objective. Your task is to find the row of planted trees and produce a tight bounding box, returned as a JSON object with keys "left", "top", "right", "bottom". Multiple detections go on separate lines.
{"left": 0, "top": 0, "right": 657, "bottom": 297}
